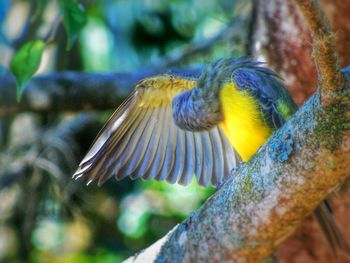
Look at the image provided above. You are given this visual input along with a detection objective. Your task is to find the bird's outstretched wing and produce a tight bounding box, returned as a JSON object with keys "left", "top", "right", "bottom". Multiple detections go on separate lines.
{"left": 73, "top": 74, "right": 240, "bottom": 187}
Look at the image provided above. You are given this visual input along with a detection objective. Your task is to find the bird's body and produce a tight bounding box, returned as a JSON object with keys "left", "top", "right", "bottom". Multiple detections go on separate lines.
{"left": 219, "top": 82, "right": 272, "bottom": 161}
{"left": 74, "top": 57, "right": 347, "bottom": 254}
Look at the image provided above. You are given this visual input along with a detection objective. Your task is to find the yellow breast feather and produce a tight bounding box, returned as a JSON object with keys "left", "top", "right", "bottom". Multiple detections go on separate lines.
{"left": 219, "top": 82, "right": 272, "bottom": 161}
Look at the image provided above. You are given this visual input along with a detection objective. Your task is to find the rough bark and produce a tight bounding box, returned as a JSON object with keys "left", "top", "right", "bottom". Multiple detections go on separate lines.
{"left": 125, "top": 70, "right": 350, "bottom": 262}
{"left": 251, "top": 1, "right": 350, "bottom": 261}
{"left": 250, "top": 0, "right": 350, "bottom": 106}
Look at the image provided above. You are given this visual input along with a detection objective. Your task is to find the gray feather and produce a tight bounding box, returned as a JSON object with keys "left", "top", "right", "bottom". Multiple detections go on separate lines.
{"left": 209, "top": 127, "right": 224, "bottom": 186}
{"left": 157, "top": 116, "right": 177, "bottom": 181}
{"left": 99, "top": 108, "right": 148, "bottom": 183}
{"left": 199, "top": 131, "right": 213, "bottom": 187}
{"left": 167, "top": 127, "right": 185, "bottom": 184}
{"left": 146, "top": 107, "right": 172, "bottom": 180}
{"left": 193, "top": 132, "right": 203, "bottom": 183}
{"left": 119, "top": 108, "right": 155, "bottom": 176}
{"left": 179, "top": 131, "right": 195, "bottom": 185}
{"left": 129, "top": 108, "right": 162, "bottom": 179}
{"left": 218, "top": 127, "right": 240, "bottom": 181}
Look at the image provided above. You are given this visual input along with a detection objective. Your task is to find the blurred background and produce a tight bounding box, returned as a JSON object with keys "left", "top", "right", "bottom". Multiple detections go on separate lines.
{"left": 0, "top": 0, "right": 350, "bottom": 263}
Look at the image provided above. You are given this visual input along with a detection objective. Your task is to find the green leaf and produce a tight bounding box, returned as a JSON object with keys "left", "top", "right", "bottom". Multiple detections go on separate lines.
{"left": 10, "top": 40, "right": 45, "bottom": 102}
{"left": 60, "top": 0, "right": 87, "bottom": 50}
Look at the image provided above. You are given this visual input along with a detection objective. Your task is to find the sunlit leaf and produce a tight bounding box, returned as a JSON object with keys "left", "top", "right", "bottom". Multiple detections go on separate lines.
{"left": 10, "top": 40, "right": 45, "bottom": 102}
{"left": 60, "top": 0, "right": 87, "bottom": 50}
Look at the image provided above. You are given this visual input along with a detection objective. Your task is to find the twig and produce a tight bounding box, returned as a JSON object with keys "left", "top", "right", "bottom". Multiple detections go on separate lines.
{"left": 294, "top": 0, "right": 344, "bottom": 104}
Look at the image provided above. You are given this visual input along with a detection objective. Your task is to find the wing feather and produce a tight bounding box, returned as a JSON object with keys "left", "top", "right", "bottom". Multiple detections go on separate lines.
{"left": 74, "top": 74, "right": 241, "bottom": 187}
{"left": 112, "top": 109, "right": 149, "bottom": 172}
{"left": 178, "top": 131, "right": 195, "bottom": 185}
{"left": 193, "top": 132, "right": 203, "bottom": 183}
{"left": 75, "top": 103, "right": 141, "bottom": 181}
{"left": 76, "top": 98, "right": 140, "bottom": 178}
{"left": 143, "top": 106, "right": 172, "bottom": 180}
{"left": 218, "top": 127, "right": 241, "bottom": 180}
{"left": 79, "top": 93, "right": 137, "bottom": 167}
{"left": 97, "top": 107, "right": 148, "bottom": 184}
{"left": 209, "top": 127, "right": 224, "bottom": 186}
{"left": 118, "top": 108, "right": 155, "bottom": 177}
{"left": 134, "top": 107, "right": 163, "bottom": 179}
{"left": 167, "top": 127, "right": 186, "bottom": 184}
{"left": 198, "top": 131, "right": 213, "bottom": 187}
{"left": 156, "top": 113, "right": 177, "bottom": 181}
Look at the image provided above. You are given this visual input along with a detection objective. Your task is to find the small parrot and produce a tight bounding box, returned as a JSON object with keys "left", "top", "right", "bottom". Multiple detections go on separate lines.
{"left": 73, "top": 57, "right": 347, "bottom": 254}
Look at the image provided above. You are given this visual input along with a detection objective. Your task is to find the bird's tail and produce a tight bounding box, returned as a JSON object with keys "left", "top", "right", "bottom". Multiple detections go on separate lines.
{"left": 315, "top": 199, "right": 350, "bottom": 257}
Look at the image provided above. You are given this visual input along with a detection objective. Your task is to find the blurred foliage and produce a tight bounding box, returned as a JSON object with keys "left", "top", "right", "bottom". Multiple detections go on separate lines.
{"left": 60, "top": 0, "right": 87, "bottom": 50}
{"left": 0, "top": 0, "right": 249, "bottom": 262}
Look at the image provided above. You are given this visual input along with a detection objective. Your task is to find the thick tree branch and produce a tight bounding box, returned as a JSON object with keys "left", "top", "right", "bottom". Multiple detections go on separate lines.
{"left": 294, "top": 0, "right": 344, "bottom": 104}
{"left": 0, "top": 68, "right": 201, "bottom": 117}
{"left": 125, "top": 67, "right": 350, "bottom": 262}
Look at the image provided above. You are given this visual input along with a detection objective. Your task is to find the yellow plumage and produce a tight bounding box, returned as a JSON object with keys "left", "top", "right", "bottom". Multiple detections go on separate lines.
{"left": 219, "top": 82, "right": 272, "bottom": 161}
{"left": 136, "top": 75, "right": 196, "bottom": 107}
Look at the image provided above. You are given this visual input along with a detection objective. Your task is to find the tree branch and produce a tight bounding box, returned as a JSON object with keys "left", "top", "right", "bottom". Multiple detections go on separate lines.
{"left": 0, "top": 68, "right": 201, "bottom": 117}
{"left": 294, "top": 0, "right": 344, "bottom": 104}
{"left": 125, "top": 67, "right": 350, "bottom": 262}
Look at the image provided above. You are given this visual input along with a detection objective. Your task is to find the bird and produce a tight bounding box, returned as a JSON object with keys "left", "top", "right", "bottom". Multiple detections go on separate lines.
{"left": 73, "top": 57, "right": 348, "bottom": 254}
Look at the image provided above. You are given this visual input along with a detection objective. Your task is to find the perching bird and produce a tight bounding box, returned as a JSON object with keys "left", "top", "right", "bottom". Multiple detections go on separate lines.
{"left": 73, "top": 57, "right": 347, "bottom": 254}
